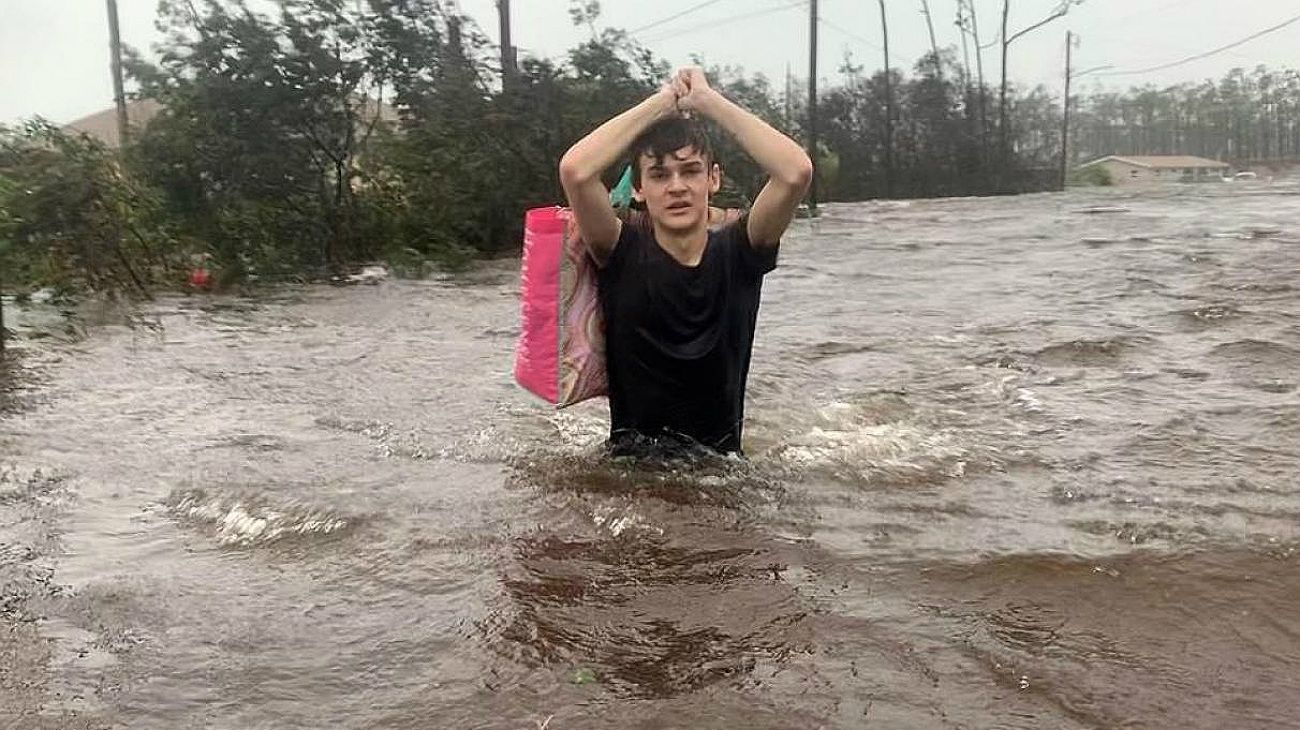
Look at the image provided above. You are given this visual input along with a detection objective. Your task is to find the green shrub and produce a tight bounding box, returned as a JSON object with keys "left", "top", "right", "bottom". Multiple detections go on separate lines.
{"left": 1068, "top": 164, "right": 1113, "bottom": 187}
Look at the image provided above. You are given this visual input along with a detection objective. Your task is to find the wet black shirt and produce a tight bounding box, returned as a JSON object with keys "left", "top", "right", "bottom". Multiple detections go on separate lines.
{"left": 596, "top": 215, "right": 778, "bottom": 454}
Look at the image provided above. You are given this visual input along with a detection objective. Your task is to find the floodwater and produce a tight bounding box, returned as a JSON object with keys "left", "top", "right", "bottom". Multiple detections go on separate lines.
{"left": 2, "top": 183, "right": 1298, "bottom": 729}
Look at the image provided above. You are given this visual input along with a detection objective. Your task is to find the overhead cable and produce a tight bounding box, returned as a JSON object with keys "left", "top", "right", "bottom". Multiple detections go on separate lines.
{"left": 1096, "top": 12, "right": 1300, "bottom": 77}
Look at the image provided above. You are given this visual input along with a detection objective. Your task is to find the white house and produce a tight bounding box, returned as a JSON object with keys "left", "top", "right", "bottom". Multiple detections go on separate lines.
{"left": 1077, "top": 155, "right": 1230, "bottom": 185}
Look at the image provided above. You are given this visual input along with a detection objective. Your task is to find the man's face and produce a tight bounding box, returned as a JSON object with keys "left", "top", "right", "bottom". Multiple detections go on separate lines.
{"left": 634, "top": 146, "right": 721, "bottom": 234}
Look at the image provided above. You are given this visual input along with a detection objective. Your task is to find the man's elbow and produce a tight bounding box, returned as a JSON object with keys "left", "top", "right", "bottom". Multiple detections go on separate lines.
{"left": 558, "top": 152, "right": 592, "bottom": 186}
{"left": 780, "top": 155, "right": 815, "bottom": 191}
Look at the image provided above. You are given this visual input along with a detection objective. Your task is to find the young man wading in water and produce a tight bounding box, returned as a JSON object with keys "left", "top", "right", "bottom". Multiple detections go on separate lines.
{"left": 559, "top": 68, "right": 813, "bottom": 456}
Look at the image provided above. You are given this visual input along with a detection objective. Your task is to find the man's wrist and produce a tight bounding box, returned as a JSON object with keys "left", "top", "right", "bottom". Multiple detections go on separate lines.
{"left": 648, "top": 89, "right": 680, "bottom": 120}
{"left": 693, "top": 88, "right": 728, "bottom": 120}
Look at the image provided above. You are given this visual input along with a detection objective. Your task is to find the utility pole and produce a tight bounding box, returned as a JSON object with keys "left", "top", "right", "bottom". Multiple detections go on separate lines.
{"left": 1060, "top": 30, "right": 1073, "bottom": 190}
{"left": 105, "top": 0, "right": 130, "bottom": 147}
{"left": 967, "top": 0, "right": 988, "bottom": 156}
{"left": 807, "top": 0, "right": 819, "bottom": 213}
{"left": 496, "top": 0, "right": 516, "bottom": 88}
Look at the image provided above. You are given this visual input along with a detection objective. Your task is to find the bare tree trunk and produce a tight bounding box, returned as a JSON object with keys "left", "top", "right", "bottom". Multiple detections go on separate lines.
{"left": 879, "top": 0, "right": 895, "bottom": 197}
{"left": 808, "top": 0, "right": 819, "bottom": 211}
{"left": 966, "top": 0, "right": 989, "bottom": 163}
{"left": 999, "top": 0, "right": 1010, "bottom": 179}
{"left": 956, "top": 1, "right": 973, "bottom": 95}
{"left": 920, "top": 0, "right": 943, "bottom": 79}
{"left": 1060, "top": 30, "right": 1072, "bottom": 190}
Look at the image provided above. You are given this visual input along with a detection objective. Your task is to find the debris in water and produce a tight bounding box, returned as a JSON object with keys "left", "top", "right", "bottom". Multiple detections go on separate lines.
{"left": 1245, "top": 225, "right": 1282, "bottom": 238}
{"left": 1075, "top": 206, "right": 1130, "bottom": 214}
{"left": 335, "top": 264, "right": 390, "bottom": 285}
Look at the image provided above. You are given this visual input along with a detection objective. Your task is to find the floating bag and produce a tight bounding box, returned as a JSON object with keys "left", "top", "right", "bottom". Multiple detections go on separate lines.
{"left": 514, "top": 205, "right": 608, "bottom": 407}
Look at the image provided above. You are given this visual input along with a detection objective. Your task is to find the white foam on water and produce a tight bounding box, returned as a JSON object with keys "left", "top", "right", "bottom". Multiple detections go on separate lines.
{"left": 980, "top": 373, "right": 1047, "bottom": 414}
{"left": 1015, "top": 388, "right": 1045, "bottom": 413}
{"left": 590, "top": 502, "right": 663, "bottom": 538}
{"left": 766, "top": 401, "right": 983, "bottom": 486}
{"left": 168, "top": 490, "right": 350, "bottom": 547}
{"left": 428, "top": 406, "right": 610, "bottom": 464}
{"left": 545, "top": 410, "right": 611, "bottom": 453}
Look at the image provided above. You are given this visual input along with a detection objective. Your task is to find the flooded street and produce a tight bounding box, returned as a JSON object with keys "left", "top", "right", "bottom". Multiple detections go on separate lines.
{"left": 2, "top": 184, "right": 1298, "bottom": 728}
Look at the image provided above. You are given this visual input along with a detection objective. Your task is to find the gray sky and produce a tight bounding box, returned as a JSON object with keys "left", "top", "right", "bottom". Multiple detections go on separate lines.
{"left": 3, "top": 0, "right": 1298, "bottom": 125}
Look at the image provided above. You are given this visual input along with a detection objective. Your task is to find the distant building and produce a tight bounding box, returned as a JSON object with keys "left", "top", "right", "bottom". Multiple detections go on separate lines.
{"left": 62, "top": 97, "right": 400, "bottom": 149}
{"left": 1078, "top": 155, "right": 1230, "bottom": 185}
{"left": 63, "top": 99, "right": 164, "bottom": 149}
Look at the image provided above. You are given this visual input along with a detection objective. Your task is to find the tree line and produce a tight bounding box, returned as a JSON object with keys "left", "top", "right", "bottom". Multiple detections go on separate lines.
{"left": 1072, "top": 66, "right": 1300, "bottom": 165}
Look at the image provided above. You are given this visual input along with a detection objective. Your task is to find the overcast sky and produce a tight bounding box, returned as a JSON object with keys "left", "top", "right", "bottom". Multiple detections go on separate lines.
{"left": 3, "top": 0, "right": 1298, "bottom": 125}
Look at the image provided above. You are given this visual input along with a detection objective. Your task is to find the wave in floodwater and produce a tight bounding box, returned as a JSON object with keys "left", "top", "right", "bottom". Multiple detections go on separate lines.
{"left": 166, "top": 489, "right": 354, "bottom": 547}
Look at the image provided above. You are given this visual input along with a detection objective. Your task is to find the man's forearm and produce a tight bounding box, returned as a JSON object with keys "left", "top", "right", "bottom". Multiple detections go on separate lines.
{"left": 559, "top": 92, "right": 678, "bottom": 184}
{"left": 695, "top": 92, "right": 812, "bottom": 187}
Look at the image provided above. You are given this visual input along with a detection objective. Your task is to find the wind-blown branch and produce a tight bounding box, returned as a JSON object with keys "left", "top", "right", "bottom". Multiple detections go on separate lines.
{"left": 1007, "top": 6, "right": 1072, "bottom": 44}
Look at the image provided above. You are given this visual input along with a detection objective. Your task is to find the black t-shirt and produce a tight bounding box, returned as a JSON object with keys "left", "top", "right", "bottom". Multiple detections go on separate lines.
{"left": 596, "top": 214, "right": 778, "bottom": 454}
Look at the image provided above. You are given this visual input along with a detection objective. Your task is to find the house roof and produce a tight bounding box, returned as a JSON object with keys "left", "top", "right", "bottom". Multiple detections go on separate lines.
{"left": 63, "top": 96, "right": 401, "bottom": 149}
{"left": 1082, "top": 155, "right": 1229, "bottom": 170}
{"left": 63, "top": 98, "right": 164, "bottom": 149}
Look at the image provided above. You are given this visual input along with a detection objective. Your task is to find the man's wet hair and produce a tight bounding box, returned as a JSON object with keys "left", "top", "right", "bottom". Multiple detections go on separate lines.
{"left": 628, "top": 117, "right": 715, "bottom": 189}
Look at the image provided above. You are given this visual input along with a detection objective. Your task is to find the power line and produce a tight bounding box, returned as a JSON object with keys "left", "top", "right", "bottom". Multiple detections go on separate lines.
{"left": 819, "top": 16, "right": 880, "bottom": 51}
{"left": 629, "top": 0, "right": 734, "bottom": 35}
{"left": 820, "top": 15, "right": 931, "bottom": 65}
{"left": 641, "top": 0, "right": 806, "bottom": 44}
{"left": 1096, "top": 12, "right": 1300, "bottom": 77}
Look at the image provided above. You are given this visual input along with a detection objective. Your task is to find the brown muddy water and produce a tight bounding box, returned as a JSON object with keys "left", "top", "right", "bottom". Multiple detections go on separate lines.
{"left": 2, "top": 184, "right": 1298, "bottom": 729}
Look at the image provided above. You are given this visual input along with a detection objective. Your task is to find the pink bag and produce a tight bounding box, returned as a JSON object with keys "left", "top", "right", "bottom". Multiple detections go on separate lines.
{"left": 514, "top": 206, "right": 743, "bottom": 408}
{"left": 514, "top": 206, "right": 608, "bottom": 407}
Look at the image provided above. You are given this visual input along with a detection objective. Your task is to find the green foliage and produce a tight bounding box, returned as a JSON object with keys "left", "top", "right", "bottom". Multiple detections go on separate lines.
{"left": 1067, "top": 164, "right": 1113, "bottom": 187}
{"left": 568, "top": 1, "right": 602, "bottom": 35}
{"left": 128, "top": 0, "right": 392, "bottom": 278}
{"left": 0, "top": 120, "right": 178, "bottom": 295}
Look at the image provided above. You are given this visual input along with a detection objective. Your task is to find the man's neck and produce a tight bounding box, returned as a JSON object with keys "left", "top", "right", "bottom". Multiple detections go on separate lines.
{"left": 651, "top": 220, "right": 710, "bottom": 267}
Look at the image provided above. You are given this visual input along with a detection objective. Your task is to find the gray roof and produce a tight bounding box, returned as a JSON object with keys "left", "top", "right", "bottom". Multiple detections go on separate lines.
{"left": 63, "top": 96, "right": 401, "bottom": 149}
{"left": 1081, "top": 155, "right": 1230, "bottom": 170}
{"left": 63, "top": 98, "right": 163, "bottom": 149}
